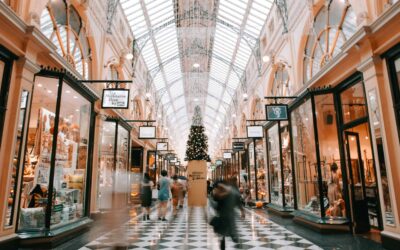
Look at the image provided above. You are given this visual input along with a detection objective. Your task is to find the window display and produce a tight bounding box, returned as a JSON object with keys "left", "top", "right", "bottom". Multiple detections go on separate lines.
{"left": 291, "top": 99, "right": 320, "bottom": 216}
{"left": 248, "top": 142, "right": 256, "bottom": 199}
{"left": 18, "top": 74, "right": 94, "bottom": 231}
{"left": 255, "top": 139, "right": 267, "bottom": 201}
{"left": 315, "top": 94, "right": 345, "bottom": 218}
{"left": 267, "top": 121, "right": 293, "bottom": 209}
{"left": 4, "top": 90, "right": 29, "bottom": 227}
{"left": 268, "top": 124, "right": 281, "bottom": 205}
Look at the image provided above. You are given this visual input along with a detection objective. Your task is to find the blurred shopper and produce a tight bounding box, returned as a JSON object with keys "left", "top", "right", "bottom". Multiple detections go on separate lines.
{"left": 140, "top": 173, "right": 153, "bottom": 221}
{"left": 170, "top": 175, "right": 184, "bottom": 215}
{"left": 158, "top": 170, "right": 170, "bottom": 221}
{"left": 178, "top": 176, "right": 187, "bottom": 208}
{"left": 210, "top": 180, "right": 245, "bottom": 250}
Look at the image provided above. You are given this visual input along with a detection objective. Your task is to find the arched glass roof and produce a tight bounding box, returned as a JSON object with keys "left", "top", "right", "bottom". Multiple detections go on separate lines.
{"left": 120, "top": 0, "right": 274, "bottom": 155}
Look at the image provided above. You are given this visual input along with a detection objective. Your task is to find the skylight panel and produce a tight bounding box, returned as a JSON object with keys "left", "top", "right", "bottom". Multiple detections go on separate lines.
{"left": 227, "top": 72, "right": 240, "bottom": 89}
{"left": 175, "top": 107, "right": 187, "bottom": 119}
{"left": 208, "top": 80, "right": 224, "bottom": 97}
{"left": 206, "top": 95, "right": 220, "bottom": 109}
{"left": 173, "top": 95, "right": 186, "bottom": 109}
{"left": 222, "top": 91, "right": 232, "bottom": 104}
{"left": 161, "top": 93, "right": 170, "bottom": 105}
{"left": 141, "top": 45, "right": 159, "bottom": 69}
{"left": 153, "top": 74, "right": 165, "bottom": 90}
{"left": 169, "top": 80, "right": 183, "bottom": 96}
{"left": 205, "top": 107, "right": 217, "bottom": 118}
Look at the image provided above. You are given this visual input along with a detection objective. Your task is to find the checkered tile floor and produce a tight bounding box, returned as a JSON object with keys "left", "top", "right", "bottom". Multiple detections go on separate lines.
{"left": 80, "top": 203, "right": 322, "bottom": 250}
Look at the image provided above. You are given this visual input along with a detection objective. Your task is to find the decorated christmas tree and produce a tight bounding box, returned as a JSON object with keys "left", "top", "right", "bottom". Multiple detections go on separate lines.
{"left": 185, "top": 106, "right": 209, "bottom": 161}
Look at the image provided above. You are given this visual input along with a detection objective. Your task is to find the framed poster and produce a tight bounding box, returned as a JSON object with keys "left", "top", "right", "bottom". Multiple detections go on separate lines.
{"left": 139, "top": 126, "right": 156, "bottom": 139}
{"left": 102, "top": 89, "right": 129, "bottom": 109}
{"left": 265, "top": 104, "right": 288, "bottom": 121}
{"left": 223, "top": 152, "right": 232, "bottom": 159}
{"left": 156, "top": 142, "right": 168, "bottom": 151}
{"left": 247, "top": 125, "right": 264, "bottom": 138}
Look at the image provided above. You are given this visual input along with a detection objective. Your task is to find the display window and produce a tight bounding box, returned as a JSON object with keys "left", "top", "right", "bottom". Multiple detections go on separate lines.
{"left": 17, "top": 71, "right": 96, "bottom": 232}
{"left": 97, "top": 120, "right": 130, "bottom": 210}
{"left": 268, "top": 124, "right": 281, "bottom": 205}
{"left": 255, "top": 139, "right": 267, "bottom": 201}
{"left": 291, "top": 99, "right": 320, "bottom": 216}
{"left": 248, "top": 142, "right": 256, "bottom": 199}
{"left": 4, "top": 90, "right": 29, "bottom": 227}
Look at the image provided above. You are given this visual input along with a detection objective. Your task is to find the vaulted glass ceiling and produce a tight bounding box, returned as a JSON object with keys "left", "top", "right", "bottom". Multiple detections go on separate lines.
{"left": 120, "top": 0, "right": 274, "bottom": 156}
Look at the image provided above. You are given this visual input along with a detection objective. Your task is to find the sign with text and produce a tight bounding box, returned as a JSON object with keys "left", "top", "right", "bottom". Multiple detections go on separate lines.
{"left": 170, "top": 157, "right": 177, "bottom": 163}
{"left": 139, "top": 126, "right": 156, "bottom": 139}
{"left": 102, "top": 89, "right": 129, "bottom": 109}
{"left": 223, "top": 152, "right": 232, "bottom": 159}
{"left": 232, "top": 142, "right": 245, "bottom": 151}
{"left": 247, "top": 125, "right": 264, "bottom": 138}
{"left": 156, "top": 142, "right": 168, "bottom": 151}
{"left": 266, "top": 104, "right": 288, "bottom": 121}
{"left": 175, "top": 161, "right": 180, "bottom": 166}
{"left": 216, "top": 160, "right": 223, "bottom": 165}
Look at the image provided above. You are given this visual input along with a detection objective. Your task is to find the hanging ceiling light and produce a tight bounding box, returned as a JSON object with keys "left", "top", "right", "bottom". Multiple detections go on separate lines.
{"left": 194, "top": 98, "right": 199, "bottom": 102}
{"left": 125, "top": 53, "right": 134, "bottom": 60}
{"left": 193, "top": 63, "right": 200, "bottom": 68}
{"left": 262, "top": 55, "right": 270, "bottom": 63}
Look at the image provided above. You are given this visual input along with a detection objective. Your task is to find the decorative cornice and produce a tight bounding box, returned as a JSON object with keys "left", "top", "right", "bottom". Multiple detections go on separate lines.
{"left": 0, "top": 1, "right": 26, "bottom": 33}
{"left": 357, "top": 55, "right": 381, "bottom": 72}
{"left": 370, "top": 1, "right": 400, "bottom": 33}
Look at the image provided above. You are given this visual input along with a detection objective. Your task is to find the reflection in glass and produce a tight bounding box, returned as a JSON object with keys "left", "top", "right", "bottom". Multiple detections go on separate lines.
{"left": 51, "top": 83, "right": 91, "bottom": 227}
{"left": 19, "top": 76, "right": 60, "bottom": 230}
{"left": 248, "top": 142, "right": 256, "bottom": 199}
{"left": 281, "top": 121, "right": 293, "bottom": 208}
{"left": 291, "top": 99, "right": 320, "bottom": 216}
{"left": 4, "top": 91, "right": 29, "bottom": 227}
{"left": 0, "top": 60, "right": 4, "bottom": 91}
{"left": 256, "top": 139, "right": 267, "bottom": 201}
{"left": 98, "top": 121, "right": 116, "bottom": 210}
{"left": 341, "top": 82, "right": 368, "bottom": 124}
{"left": 268, "top": 124, "right": 281, "bottom": 205}
{"left": 114, "top": 125, "right": 129, "bottom": 208}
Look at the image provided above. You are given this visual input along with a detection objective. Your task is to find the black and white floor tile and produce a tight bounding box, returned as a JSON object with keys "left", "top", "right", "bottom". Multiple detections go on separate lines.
{"left": 80, "top": 203, "right": 322, "bottom": 250}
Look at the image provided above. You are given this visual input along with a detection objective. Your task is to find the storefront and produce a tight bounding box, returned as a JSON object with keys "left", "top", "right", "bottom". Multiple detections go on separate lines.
{"left": 97, "top": 119, "right": 130, "bottom": 210}
{"left": 15, "top": 69, "right": 97, "bottom": 240}
{"left": 1, "top": 45, "right": 18, "bottom": 227}
{"left": 266, "top": 120, "right": 294, "bottom": 213}
{"left": 288, "top": 73, "right": 382, "bottom": 233}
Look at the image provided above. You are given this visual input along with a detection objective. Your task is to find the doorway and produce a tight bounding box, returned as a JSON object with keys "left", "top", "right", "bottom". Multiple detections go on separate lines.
{"left": 338, "top": 76, "right": 382, "bottom": 233}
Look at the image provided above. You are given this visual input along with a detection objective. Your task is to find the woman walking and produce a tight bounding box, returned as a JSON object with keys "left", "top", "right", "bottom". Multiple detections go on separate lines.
{"left": 140, "top": 173, "right": 153, "bottom": 221}
{"left": 158, "top": 170, "right": 170, "bottom": 221}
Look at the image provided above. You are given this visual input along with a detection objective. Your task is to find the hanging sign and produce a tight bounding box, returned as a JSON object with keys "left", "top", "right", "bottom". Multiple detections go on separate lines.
{"left": 139, "top": 126, "right": 156, "bottom": 139}
{"left": 175, "top": 161, "right": 180, "bottom": 166}
{"left": 216, "top": 160, "right": 223, "bottom": 165}
{"left": 247, "top": 125, "right": 264, "bottom": 138}
{"left": 170, "top": 157, "right": 177, "bottom": 163}
{"left": 156, "top": 142, "right": 168, "bottom": 151}
{"left": 232, "top": 142, "right": 245, "bottom": 151}
{"left": 223, "top": 152, "right": 232, "bottom": 159}
{"left": 102, "top": 89, "right": 130, "bottom": 109}
{"left": 265, "top": 104, "right": 288, "bottom": 121}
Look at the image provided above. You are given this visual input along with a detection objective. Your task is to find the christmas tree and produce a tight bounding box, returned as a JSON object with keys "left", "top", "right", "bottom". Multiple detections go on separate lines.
{"left": 185, "top": 106, "right": 209, "bottom": 161}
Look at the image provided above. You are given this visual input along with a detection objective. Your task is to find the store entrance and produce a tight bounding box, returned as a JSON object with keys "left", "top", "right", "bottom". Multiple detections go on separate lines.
{"left": 338, "top": 77, "right": 382, "bottom": 234}
{"left": 344, "top": 130, "right": 370, "bottom": 233}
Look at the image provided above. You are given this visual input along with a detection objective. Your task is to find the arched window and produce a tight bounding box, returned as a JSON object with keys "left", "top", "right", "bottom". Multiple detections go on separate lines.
{"left": 303, "top": 0, "right": 357, "bottom": 83}
{"left": 270, "top": 64, "right": 292, "bottom": 97}
{"left": 40, "top": 0, "right": 91, "bottom": 79}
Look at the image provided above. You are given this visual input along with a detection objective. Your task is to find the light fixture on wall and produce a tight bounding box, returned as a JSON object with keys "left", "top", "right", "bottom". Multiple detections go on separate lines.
{"left": 262, "top": 55, "right": 270, "bottom": 63}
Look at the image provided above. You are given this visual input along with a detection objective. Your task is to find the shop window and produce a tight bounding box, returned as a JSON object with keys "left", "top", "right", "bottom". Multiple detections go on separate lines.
{"left": 97, "top": 121, "right": 130, "bottom": 210}
{"left": 386, "top": 51, "right": 400, "bottom": 141}
{"left": 268, "top": 124, "right": 281, "bottom": 205}
{"left": 4, "top": 91, "right": 29, "bottom": 227}
{"left": 40, "top": 0, "right": 91, "bottom": 79}
{"left": 340, "top": 82, "right": 368, "bottom": 124}
{"left": 303, "top": 0, "right": 357, "bottom": 83}
{"left": 314, "top": 94, "right": 345, "bottom": 218}
{"left": 270, "top": 64, "right": 292, "bottom": 97}
{"left": 18, "top": 74, "right": 93, "bottom": 231}
{"left": 291, "top": 99, "right": 320, "bottom": 216}
{"left": 256, "top": 139, "right": 267, "bottom": 201}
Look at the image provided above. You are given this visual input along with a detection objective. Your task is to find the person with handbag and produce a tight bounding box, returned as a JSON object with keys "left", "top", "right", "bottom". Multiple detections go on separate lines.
{"left": 210, "top": 179, "right": 245, "bottom": 250}
{"left": 140, "top": 173, "right": 153, "bottom": 221}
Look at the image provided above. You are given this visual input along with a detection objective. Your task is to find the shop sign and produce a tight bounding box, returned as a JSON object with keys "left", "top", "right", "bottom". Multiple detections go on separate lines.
{"left": 216, "top": 160, "right": 222, "bottom": 165}
{"left": 247, "top": 125, "right": 264, "bottom": 138}
{"left": 102, "top": 89, "right": 129, "bottom": 109}
{"left": 175, "top": 161, "right": 180, "bottom": 166}
{"left": 156, "top": 142, "right": 168, "bottom": 151}
{"left": 139, "top": 126, "right": 156, "bottom": 139}
{"left": 170, "top": 157, "right": 177, "bottom": 163}
{"left": 223, "top": 152, "right": 231, "bottom": 159}
{"left": 232, "top": 142, "right": 245, "bottom": 151}
{"left": 265, "top": 104, "right": 288, "bottom": 121}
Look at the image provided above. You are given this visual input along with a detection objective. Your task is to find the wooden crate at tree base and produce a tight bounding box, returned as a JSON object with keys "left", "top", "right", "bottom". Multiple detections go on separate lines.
{"left": 187, "top": 160, "right": 207, "bottom": 207}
